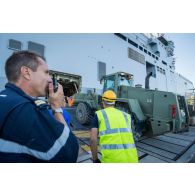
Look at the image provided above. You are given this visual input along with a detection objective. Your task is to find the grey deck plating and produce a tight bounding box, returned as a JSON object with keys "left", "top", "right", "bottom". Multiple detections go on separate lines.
{"left": 75, "top": 127, "right": 195, "bottom": 163}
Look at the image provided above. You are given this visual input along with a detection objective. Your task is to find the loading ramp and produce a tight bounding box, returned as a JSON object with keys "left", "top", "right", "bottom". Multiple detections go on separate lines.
{"left": 74, "top": 127, "right": 195, "bottom": 163}
{"left": 65, "top": 107, "right": 195, "bottom": 163}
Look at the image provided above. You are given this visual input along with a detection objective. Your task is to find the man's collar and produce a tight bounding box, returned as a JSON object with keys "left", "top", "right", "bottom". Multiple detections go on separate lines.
{"left": 5, "top": 83, "right": 35, "bottom": 101}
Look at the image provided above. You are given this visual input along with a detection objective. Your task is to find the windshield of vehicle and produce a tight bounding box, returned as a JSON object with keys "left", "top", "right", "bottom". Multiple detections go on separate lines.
{"left": 118, "top": 75, "right": 133, "bottom": 87}
{"left": 103, "top": 75, "right": 115, "bottom": 91}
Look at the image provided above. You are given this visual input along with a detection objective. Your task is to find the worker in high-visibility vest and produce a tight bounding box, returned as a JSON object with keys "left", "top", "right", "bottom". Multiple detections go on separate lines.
{"left": 90, "top": 90, "right": 138, "bottom": 163}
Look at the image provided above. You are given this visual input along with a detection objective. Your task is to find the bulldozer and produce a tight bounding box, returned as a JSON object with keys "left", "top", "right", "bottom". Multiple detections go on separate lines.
{"left": 74, "top": 72, "right": 189, "bottom": 138}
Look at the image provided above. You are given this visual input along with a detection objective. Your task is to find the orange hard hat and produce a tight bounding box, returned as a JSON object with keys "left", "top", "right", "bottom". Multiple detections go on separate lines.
{"left": 102, "top": 90, "right": 117, "bottom": 102}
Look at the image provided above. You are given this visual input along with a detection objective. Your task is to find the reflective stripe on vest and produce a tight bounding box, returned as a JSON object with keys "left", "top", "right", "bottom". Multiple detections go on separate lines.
{"left": 101, "top": 143, "right": 136, "bottom": 150}
{"left": 99, "top": 128, "right": 131, "bottom": 136}
{"left": 99, "top": 109, "right": 132, "bottom": 136}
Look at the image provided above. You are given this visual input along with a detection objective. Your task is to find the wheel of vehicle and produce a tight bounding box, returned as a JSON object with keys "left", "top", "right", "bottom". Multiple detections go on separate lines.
{"left": 131, "top": 114, "right": 141, "bottom": 141}
{"left": 76, "top": 102, "right": 93, "bottom": 124}
{"left": 115, "top": 103, "right": 141, "bottom": 141}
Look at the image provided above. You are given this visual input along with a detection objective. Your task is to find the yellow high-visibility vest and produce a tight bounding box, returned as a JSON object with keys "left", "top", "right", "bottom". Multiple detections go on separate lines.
{"left": 96, "top": 107, "right": 138, "bottom": 163}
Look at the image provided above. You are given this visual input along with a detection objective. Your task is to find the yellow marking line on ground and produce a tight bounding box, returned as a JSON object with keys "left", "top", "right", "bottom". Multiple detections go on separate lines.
{"left": 73, "top": 131, "right": 90, "bottom": 138}
{"left": 81, "top": 145, "right": 91, "bottom": 152}
{"left": 73, "top": 130, "right": 90, "bottom": 134}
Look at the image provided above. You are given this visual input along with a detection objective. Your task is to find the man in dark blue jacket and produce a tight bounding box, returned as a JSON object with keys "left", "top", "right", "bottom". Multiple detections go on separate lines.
{"left": 0, "top": 51, "right": 79, "bottom": 162}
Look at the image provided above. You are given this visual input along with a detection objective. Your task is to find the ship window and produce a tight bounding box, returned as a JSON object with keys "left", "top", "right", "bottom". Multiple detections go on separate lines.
{"left": 128, "top": 39, "right": 138, "bottom": 48}
{"left": 146, "top": 62, "right": 156, "bottom": 78}
{"left": 128, "top": 48, "right": 145, "bottom": 64}
{"left": 163, "top": 69, "right": 166, "bottom": 75}
{"left": 28, "top": 41, "right": 45, "bottom": 57}
{"left": 160, "top": 68, "right": 163, "bottom": 73}
{"left": 114, "top": 33, "right": 127, "bottom": 41}
{"left": 139, "top": 46, "right": 143, "bottom": 51}
{"left": 144, "top": 49, "right": 147, "bottom": 54}
{"left": 148, "top": 52, "right": 151, "bottom": 56}
{"left": 152, "top": 54, "right": 155, "bottom": 58}
{"left": 162, "top": 60, "right": 167, "bottom": 65}
{"left": 155, "top": 56, "right": 158, "bottom": 60}
{"left": 98, "top": 61, "right": 106, "bottom": 81}
{"left": 157, "top": 66, "right": 160, "bottom": 71}
{"left": 8, "top": 39, "right": 22, "bottom": 51}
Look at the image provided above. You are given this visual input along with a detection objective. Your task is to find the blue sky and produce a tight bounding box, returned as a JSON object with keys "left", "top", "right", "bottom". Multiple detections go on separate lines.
{"left": 167, "top": 33, "right": 195, "bottom": 87}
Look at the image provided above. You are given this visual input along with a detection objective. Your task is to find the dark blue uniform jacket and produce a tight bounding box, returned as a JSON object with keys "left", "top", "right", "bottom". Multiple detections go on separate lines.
{"left": 0, "top": 83, "right": 79, "bottom": 162}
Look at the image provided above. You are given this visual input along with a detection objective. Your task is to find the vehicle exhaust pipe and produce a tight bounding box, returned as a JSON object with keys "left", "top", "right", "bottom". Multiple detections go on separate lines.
{"left": 145, "top": 72, "right": 152, "bottom": 89}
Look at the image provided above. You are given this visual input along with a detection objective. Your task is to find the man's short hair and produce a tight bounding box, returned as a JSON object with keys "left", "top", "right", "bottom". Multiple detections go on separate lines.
{"left": 103, "top": 100, "right": 115, "bottom": 106}
{"left": 5, "top": 50, "right": 45, "bottom": 82}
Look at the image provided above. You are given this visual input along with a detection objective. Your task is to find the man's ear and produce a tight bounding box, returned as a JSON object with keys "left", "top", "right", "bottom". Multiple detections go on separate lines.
{"left": 102, "top": 101, "right": 105, "bottom": 108}
{"left": 20, "top": 66, "right": 31, "bottom": 80}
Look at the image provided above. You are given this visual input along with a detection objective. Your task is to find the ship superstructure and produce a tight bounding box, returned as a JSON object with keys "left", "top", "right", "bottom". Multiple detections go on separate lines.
{"left": 0, "top": 33, "right": 193, "bottom": 95}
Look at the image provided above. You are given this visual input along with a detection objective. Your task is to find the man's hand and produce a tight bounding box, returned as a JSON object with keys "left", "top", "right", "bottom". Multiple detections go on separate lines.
{"left": 48, "top": 82, "right": 65, "bottom": 110}
{"left": 48, "top": 82, "right": 68, "bottom": 127}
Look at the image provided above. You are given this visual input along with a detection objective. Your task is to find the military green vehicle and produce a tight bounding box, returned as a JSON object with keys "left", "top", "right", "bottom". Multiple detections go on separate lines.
{"left": 47, "top": 70, "right": 194, "bottom": 162}
{"left": 74, "top": 72, "right": 189, "bottom": 137}
{"left": 49, "top": 70, "right": 81, "bottom": 97}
